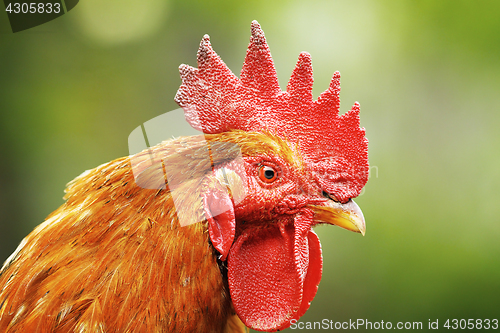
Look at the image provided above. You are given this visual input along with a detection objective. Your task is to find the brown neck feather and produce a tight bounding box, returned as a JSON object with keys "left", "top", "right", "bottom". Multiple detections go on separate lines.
{"left": 0, "top": 135, "right": 238, "bottom": 332}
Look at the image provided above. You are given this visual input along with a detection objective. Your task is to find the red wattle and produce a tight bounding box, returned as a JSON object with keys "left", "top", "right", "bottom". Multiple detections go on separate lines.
{"left": 227, "top": 216, "right": 323, "bottom": 331}
{"left": 297, "top": 230, "right": 322, "bottom": 319}
{"left": 292, "top": 212, "right": 323, "bottom": 321}
{"left": 203, "top": 184, "right": 236, "bottom": 261}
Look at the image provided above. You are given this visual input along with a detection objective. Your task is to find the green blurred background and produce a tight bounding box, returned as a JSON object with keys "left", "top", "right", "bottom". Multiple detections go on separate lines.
{"left": 1, "top": 0, "right": 499, "bottom": 331}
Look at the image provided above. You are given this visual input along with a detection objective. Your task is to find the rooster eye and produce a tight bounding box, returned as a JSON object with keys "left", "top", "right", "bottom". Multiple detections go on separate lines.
{"left": 258, "top": 165, "right": 278, "bottom": 183}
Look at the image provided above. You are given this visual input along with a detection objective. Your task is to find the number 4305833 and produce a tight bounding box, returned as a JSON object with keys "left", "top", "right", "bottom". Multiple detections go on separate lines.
{"left": 444, "top": 319, "right": 498, "bottom": 330}
{"left": 5, "top": 3, "right": 61, "bottom": 14}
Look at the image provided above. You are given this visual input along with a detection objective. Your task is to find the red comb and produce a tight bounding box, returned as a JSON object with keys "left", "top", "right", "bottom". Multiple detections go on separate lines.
{"left": 175, "top": 21, "right": 368, "bottom": 202}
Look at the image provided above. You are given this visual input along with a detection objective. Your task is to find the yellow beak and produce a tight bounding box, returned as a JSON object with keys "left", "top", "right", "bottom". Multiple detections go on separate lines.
{"left": 310, "top": 199, "right": 366, "bottom": 236}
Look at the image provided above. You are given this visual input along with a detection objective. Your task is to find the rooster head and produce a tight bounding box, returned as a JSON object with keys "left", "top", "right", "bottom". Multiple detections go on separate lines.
{"left": 175, "top": 21, "right": 369, "bottom": 331}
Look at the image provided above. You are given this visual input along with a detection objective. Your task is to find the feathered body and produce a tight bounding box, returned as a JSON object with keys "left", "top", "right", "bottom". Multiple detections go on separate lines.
{"left": 0, "top": 133, "right": 242, "bottom": 332}
{"left": 0, "top": 21, "right": 369, "bottom": 332}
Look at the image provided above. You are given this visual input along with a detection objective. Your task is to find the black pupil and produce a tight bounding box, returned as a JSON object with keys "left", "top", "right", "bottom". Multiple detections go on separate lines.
{"left": 264, "top": 168, "right": 275, "bottom": 179}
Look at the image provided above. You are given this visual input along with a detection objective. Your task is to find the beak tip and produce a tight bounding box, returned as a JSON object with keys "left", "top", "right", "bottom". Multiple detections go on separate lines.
{"left": 359, "top": 220, "right": 366, "bottom": 236}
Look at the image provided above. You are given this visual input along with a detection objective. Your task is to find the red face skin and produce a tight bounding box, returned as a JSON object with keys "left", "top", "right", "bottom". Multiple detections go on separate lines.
{"left": 234, "top": 154, "right": 324, "bottom": 223}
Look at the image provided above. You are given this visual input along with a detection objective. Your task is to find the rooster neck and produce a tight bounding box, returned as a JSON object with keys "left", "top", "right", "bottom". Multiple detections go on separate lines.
{"left": 0, "top": 149, "right": 237, "bottom": 332}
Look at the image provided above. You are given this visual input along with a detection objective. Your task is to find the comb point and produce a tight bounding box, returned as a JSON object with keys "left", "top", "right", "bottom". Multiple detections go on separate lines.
{"left": 179, "top": 64, "right": 196, "bottom": 78}
{"left": 241, "top": 20, "right": 280, "bottom": 97}
{"left": 330, "top": 71, "right": 341, "bottom": 90}
{"left": 197, "top": 35, "right": 213, "bottom": 65}
{"left": 287, "top": 52, "right": 314, "bottom": 102}
{"left": 352, "top": 101, "right": 360, "bottom": 112}
{"left": 250, "top": 20, "right": 264, "bottom": 40}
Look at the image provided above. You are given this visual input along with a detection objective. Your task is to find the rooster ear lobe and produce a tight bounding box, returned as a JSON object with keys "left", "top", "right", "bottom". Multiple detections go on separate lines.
{"left": 203, "top": 183, "right": 236, "bottom": 261}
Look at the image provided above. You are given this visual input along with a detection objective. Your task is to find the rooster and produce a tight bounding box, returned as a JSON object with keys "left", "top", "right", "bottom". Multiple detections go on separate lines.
{"left": 0, "top": 21, "right": 368, "bottom": 332}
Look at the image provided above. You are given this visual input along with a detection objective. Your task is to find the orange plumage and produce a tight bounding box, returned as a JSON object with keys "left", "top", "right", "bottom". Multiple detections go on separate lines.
{"left": 0, "top": 134, "right": 245, "bottom": 332}
{"left": 0, "top": 21, "right": 368, "bottom": 332}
